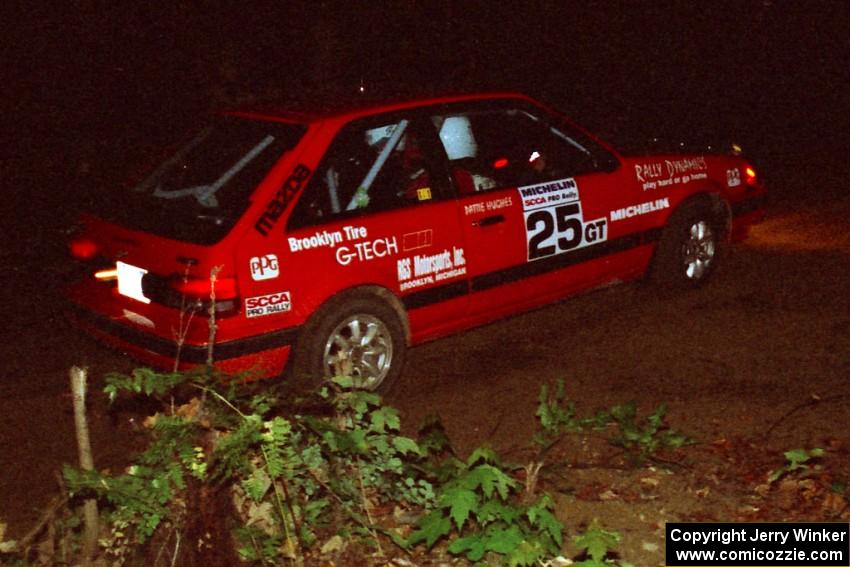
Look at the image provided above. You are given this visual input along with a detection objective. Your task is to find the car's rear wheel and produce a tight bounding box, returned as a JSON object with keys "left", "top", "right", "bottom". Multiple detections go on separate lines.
{"left": 650, "top": 201, "right": 724, "bottom": 288}
{"left": 291, "top": 295, "right": 405, "bottom": 393}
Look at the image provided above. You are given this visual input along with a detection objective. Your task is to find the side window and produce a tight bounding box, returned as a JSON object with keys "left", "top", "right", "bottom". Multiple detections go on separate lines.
{"left": 432, "top": 108, "right": 610, "bottom": 194}
{"left": 289, "top": 118, "right": 439, "bottom": 227}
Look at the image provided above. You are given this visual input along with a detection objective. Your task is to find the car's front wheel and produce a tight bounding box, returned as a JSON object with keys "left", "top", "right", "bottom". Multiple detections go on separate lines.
{"left": 291, "top": 295, "right": 406, "bottom": 393}
{"left": 650, "top": 201, "right": 725, "bottom": 288}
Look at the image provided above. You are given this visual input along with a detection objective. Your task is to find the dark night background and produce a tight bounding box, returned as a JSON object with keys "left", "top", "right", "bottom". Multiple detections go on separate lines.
{"left": 5, "top": 2, "right": 848, "bottom": 222}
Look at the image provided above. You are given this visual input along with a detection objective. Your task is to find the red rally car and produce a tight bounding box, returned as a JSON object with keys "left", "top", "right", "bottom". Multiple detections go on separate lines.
{"left": 67, "top": 93, "right": 766, "bottom": 390}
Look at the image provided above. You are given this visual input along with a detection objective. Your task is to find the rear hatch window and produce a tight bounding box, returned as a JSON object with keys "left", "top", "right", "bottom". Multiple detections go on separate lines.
{"left": 95, "top": 116, "right": 306, "bottom": 244}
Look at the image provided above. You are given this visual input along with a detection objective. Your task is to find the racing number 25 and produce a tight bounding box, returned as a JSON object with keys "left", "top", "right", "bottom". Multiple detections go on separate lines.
{"left": 526, "top": 203, "right": 582, "bottom": 259}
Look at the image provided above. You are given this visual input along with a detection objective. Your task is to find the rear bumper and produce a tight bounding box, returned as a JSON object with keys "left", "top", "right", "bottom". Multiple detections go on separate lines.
{"left": 69, "top": 304, "right": 298, "bottom": 378}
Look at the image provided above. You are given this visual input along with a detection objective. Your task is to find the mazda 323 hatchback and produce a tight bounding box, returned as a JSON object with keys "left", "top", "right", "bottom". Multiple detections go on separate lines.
{"left": 67, "top": 93, "right": 766, "bottom": 391}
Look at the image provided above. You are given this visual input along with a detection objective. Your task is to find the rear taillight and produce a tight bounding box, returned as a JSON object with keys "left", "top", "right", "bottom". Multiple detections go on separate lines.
{"left": 69, "top": 238, "right": 98, "bottom": 260}
{"left": 69, "top": 237, "right": 115, "bottom": 282}
{"left": 166, "top": 275, "right": 239, "bottom": 316}
{"left": 171, "top": 276, "right": 238, "bottom": 299}
{"left": 744, "top": 165, "right": 758, "bottom": 187}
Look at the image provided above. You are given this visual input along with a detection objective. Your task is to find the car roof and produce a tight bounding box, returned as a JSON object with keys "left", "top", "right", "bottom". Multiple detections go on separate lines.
{"left": 224, "top": 91, "right": 535, "bottom": 125}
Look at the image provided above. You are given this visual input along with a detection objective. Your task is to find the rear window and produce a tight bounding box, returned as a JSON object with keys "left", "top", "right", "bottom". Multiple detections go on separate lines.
{"left": 97, "top": 116, "right": 306, "bottom": 244}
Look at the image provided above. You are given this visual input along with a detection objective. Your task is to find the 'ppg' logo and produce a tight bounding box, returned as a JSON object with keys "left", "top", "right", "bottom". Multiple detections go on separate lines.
{"left": 250, "top": 254, "right": 279, "bottom": 281}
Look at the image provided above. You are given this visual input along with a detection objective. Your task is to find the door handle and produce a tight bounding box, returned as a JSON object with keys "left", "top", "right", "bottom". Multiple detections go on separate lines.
{"left": 472, "top": 214, "right": 505, "bottom": 227}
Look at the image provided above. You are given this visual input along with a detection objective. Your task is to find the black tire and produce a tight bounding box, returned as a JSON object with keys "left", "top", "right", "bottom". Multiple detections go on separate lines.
{"left": 290, "top": 293, "right": 406, "bottom": 393}
{"left": 650, "top": 200, "right": 725, "bottom": 289}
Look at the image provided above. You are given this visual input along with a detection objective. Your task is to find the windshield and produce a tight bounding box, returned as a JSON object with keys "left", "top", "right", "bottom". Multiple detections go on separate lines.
{"left": 99, "top": 116, "right": 306, "bottom": 244}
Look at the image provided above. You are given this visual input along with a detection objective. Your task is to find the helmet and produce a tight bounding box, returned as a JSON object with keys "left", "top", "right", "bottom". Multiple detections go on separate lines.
{"left": 439, "top": 116, "right": 478, "bottom": 160}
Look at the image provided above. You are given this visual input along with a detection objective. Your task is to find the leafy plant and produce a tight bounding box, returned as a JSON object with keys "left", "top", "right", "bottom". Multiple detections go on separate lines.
{"left": 51, "top": 372, "right": 652, "bottom": 565}
{"left": 768, "top": 447, "right": 825, "bottom": 483}
{"left": 572, "top": 522, "right": 630, "bottom": 567}
{"left": 535, "top": 380, "right": 609, "bottom": 451}
{"left": 408, "top": 447, "right": 563, "bottom": 565}
{"left": 314, "top": 375, "right": 434, "bottom": 509}
{"left": 605, "top": 402, "right": 694, "bottom": 461}
{"left": 63, "top": 369, "right": 438, "bottom": 565}
{"left": 103, "top": 367, "right": 189, "bottom": 402}
{"left": 535, "top": 380, "right": 694, "bottom": 463}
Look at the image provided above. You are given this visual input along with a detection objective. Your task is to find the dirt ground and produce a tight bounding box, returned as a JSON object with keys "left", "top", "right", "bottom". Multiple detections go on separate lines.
{"left": 1, "top": 161, "right": 848, "bottom": 565}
